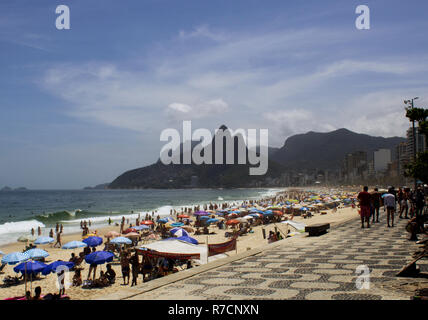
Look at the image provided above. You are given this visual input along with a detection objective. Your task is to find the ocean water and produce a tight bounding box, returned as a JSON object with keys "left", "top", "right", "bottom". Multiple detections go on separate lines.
{"left": 0, "top": 188, "right": 282, "bottom": 246}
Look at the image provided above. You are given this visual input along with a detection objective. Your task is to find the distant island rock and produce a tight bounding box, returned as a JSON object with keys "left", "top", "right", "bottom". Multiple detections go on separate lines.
{"left": 14, "top": 187, "right": 28, "bottom": 191}
{"left": 1, "top": 186, "right": 12, "bottom": 191}
{"left": 83, "top": 183, "right": 110, "bottom": 190}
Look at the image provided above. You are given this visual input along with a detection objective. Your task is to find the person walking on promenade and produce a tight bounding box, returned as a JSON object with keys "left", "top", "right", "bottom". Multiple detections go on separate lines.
{"left": 370, "top": 188, "right": 381, "bottom": 223}
{"left": 382, "top": 188, "right": 396, "bottom": 228}
{"left": 415, "top": 186, "right": 426, "bottom": 217}
{"left": 358, "top": 186, "right": 371, "bottom": 228}
{"left": 399, "top": 188, "right": 409, "bottom": 219}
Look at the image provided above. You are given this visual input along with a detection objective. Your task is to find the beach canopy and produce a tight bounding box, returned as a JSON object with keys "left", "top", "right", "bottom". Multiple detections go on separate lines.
{"left": 110, "top": 237, "right": 132, "bottom": 245}
{"left": 2, "top": 252, "right": 30, "bottom": 265}
{"left": 17, "top": 235, "right": 37, "bottom": 242}
{"left": 85, "top": 251, "right": 114, "bottom": 265}
{"left": 82, "top": 236, "right": 103, "bottom": 247}
{"left": 42, "top": 261, "right": 74, "bottom": 275}
{"left": 34, "top": 236, "right": 55, "bottom": 244}
{"left": 14, "top": 261, "right": 47, "bottom": 275}
{"left": 170, "top": 227, "right": 189, "bottom": 238}
{"left": 24, "top": 248, "right": 49, "bottom": 259}
{"left": 105, "top": 231, "right": 120, "bottom": 238}
{"left": 62, "top": 240, "right": 88, "bottom": 249}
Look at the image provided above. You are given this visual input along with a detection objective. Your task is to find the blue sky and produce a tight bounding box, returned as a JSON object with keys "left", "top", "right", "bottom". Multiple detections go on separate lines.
{"left": 0, "top": 0, "right": 427, "bottom": 189}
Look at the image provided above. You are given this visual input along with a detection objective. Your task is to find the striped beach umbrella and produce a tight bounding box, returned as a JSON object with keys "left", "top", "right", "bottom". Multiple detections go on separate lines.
{"left": 170, "top": 227, "right": 189, "bottom": 238}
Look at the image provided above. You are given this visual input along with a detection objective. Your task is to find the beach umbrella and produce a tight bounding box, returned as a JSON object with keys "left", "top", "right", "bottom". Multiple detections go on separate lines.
{"left": 42, "top": 261, "right": 74, "bottom": 275}
{"left": 170, "top": 222, "right": 184, "bottom": 227}
{"left": 82, "top": 233, "right": 97, "bottom": 239}
{"left": 165, "top": 236, "right": 198, "bottom": 245}
{"left": 17, "top": 235, "right": 37, "bottom": 243}
{"left": 226, "top": 219, "right": 240, "bottom": 225}
{"left": 62, "top": 240, "right": 88, "bottom": 249}
{"left": 176, "top": 236, "right": 198, "bottom": 245}
{"left": 14, "top": 261, "right": 47, "bottom": 275}
{"left": 123, "top": 228, "right": 137, "bottom": 234}
{"left": 24, "top": 248, "right": 49, "bottom": 259}
{"left": 84, "top": 251, "right": 114, "bottom": 265}
{"left": 82, "top": 236, "right": 103, "bottom": 247}
{"left": 2, "top": 252, "right": 30, "bottom": 265}
{"left": 226, "top": 213, "right": 238, "bottom": 218}
{"left": 194, "top": 211, "right": 210, "bottom": 216}
{"left": 110, "top": 237, "right": 132, "bottom": 245}
{"left": 170, "top": 227, "right": 189, "bottom": 238}
{"left": 105, "top": 231, "right": 120, "bottom": 238}
{"left": 206, "top": 218, "right": 219, "bottom": 224}
{"left": 124, "top": 232, "right": 139, "bottom": 238}
{"left": 141, "top": 220, "right": 154, "bottom": 225}
{"left": 177, "top": 214, "right": 189, "bottom": 219}
{"left": 199, "top": 216, "right": 210, "bottom": 220}
{"left": 133, "top": 225, "right": 149, "bottom": 231}
{"left": 34, "top": 236, "right": 54, "bottom": 245}
{"left": 157, "top": 218, "right": 169, "bottom": 224}
{"left": 0, "top": 250, "right": 3, "bottom": 255}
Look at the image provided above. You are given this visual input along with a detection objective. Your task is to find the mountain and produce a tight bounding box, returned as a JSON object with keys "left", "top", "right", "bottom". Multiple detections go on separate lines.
{"left": 271, "top": 128, "right": 406, "bottom": 171}
{"left": 83, "top": 183, "right": 110, "bottom": 190}
{"left": 109, "top": 125, "right": 285, "bottom": 189}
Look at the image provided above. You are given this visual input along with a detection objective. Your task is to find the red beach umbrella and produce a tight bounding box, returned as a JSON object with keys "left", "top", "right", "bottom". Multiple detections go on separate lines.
{"left": 177, "top": 214, "right": 189, "bottom": 219}
{"left": 141, "top": 220, "right": 154, "bottom": 225}
{"left": 226, "top": 219, "right": 240, "bottom": 225}
{"left": 123, "top": 228, "right": 137, "bottom": 234}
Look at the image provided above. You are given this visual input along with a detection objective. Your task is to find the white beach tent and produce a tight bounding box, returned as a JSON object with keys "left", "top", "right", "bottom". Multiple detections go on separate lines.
{"left": 139, "top": 239, "right": 209, "bottom": 264}
{"left": 280, "top": 220, "right": 306, "bottom": 232}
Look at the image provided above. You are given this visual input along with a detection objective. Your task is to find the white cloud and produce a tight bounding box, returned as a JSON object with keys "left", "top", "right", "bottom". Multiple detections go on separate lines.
{"left": 39, "top": 26, "right": 427, "bottom": 143}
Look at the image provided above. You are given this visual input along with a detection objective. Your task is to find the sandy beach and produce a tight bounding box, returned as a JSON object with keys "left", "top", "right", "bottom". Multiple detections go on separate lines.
{"left": 0, "top": 195, "right": 360, "bottom": 300}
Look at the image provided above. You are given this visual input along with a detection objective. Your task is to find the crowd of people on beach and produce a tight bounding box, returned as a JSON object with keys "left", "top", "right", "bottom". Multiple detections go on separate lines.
{"left": 6, "top": 186, "right": 426, "bottom": 300}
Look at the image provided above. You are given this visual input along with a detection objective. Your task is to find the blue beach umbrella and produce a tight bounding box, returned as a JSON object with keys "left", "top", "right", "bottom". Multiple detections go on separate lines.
{"left": 0, "top": 250, "right": 4, "bottom": 255}
{"left": 206, "top": 218, "right": 219, "bottom": 224}
{"left": 42, "top": 261, "right": 74, "bottom": 275}
{"left": 14, "top": 261, "right": 47, "bottom": 275}
{"left": 199, "top": 216, "right": 210, "bottom": 220}
{"left": 25, "top": 248, "right": 50, "bottom": 259}
{"left": 170, "top": 227, "right": 189, "bottom": 237}
{"left": 170, "top": 222, "right": 184, "bottom": 227}
{"left": 176, "top": 236, "right": 198, "bottom": 245}
{"left": 62, "top": 240, "right": 88, "bottom": 249}
{"left": 82, "top": 236, "right": 103, "bottom": 247}
{"left": 84, "top": 251, "right": 114, "bottom": 265}
{"left": 158, "top": 218, "right": 169, "bottom": 224}
{"left": 110, "top": 237, "right": 132, "bottom": 245}
{"left": 2, "top": 252, "right": 30, "bottom": 265}
{"left": 34, "top": 236, "right": 55, "bottom": 245}
{"left": 133, "top": 225, "right": 149, "bottom": 231}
